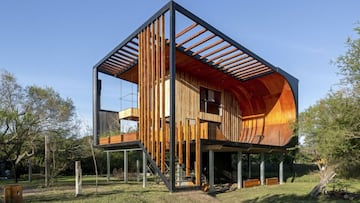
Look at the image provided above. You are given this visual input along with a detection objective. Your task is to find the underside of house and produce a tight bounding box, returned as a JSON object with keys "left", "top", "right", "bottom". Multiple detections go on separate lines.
{"left": 92, "top": 1, "right": 298, "bottom": 192}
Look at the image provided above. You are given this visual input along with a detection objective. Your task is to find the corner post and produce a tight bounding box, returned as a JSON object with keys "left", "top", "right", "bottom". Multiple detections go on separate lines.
{"left": 169, "top": 1, "right": 176, "bottom": 192}
{"left": 92, "top": 67, "right": 100, "bottom": 145}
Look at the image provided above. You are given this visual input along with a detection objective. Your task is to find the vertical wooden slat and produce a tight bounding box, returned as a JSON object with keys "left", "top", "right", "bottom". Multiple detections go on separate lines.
{"left": 146, "top": 26, "right": 151, "bottom": 151}
{"left": 156, "top": 18, "right": 161, "bottom": 167}
{"left": 185, "top": 120, "right": 190, "bottom": 176}
{"left": 195, "top": 117, "right": 201, "bottom": 186}
{"left": 178, "top": 121, "right": 183, "bottom": 165}
{"left": 151, "top": 22, "right": 155, "bottom": 159}
{"left": 160, "top": 14, "right": 166, "bottom": 174}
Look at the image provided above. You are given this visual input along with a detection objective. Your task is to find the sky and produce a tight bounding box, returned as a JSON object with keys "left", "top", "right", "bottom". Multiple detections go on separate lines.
{"left": 1, "top": 0, "right": 360, "bottom": 134}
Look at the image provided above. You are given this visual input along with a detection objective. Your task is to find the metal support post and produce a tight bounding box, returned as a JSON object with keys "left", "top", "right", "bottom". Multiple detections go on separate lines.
{"left": 237, "top": 151, "right": 242, "bottom": 189}
{"left": 124, "top": 150, "right": 128, "bottom": 183}
{"left": 209, "top": 150, "right": 214, "bottom": 192}
{"left": 279, "top": 153, "right": 284, "bottom": 184}
{"left": 143, "top": 151, "right": 147, "bottom": 188}
{"left": 106, "top": 151, "right": 110, "bottom": 183}
{"left": 260, "top": 152, "right": 265, "bottom": 186}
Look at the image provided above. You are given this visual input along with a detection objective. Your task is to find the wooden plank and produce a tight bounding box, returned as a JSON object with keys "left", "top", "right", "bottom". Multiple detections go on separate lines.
{"left": 195, "top": 117, "right": 201, "bottom": 186}
{"left": 176, "top": 28, "right": 207, "bottom": 48}
{"left": 243, "top": 179, "right": 260, "bottom": 188}
{"left": 178, "top": 121, "right": 183, "bottom": 165}
{"left": 160, "top": 14, "right": 166, "bottom": 174}
{"left": 151, "top": 22, "right": 155, "bottom": 159}
{"left": 176, "top": 22, "right": 197, "bottom": 38}
{"left": 199, "top": 43, "right": 231, "bottom": 60}
{"left": 156, "top": 17, "right": 161, "bottom": 167}
{"left": 192, "top": 39, "right": 224, "bottom": 56}
{"left": 146, "top": 26, "right": 151, "bottom": 151}
{"left": 206, "top": 47, "right": 237, "bottom": 63}
{"left": 184, "top": 34, "right": 216, "bottom": 52}
{"left": 185, "top": 120, "right": 190, "bottom": 176}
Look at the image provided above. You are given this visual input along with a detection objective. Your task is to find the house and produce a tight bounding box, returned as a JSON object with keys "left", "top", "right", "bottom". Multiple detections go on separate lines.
{"left": 92, "top": 1, "right": 298, "bottom": 192}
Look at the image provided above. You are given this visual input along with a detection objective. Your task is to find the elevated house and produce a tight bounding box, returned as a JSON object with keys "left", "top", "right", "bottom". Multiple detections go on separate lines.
{"left": 93, "top": 1, "right": 298, "bottom": 192}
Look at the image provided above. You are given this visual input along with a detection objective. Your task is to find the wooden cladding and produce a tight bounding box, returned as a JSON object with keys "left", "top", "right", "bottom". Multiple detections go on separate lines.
{"left": 138, "top": 15, "right": 167, "bottom": 171}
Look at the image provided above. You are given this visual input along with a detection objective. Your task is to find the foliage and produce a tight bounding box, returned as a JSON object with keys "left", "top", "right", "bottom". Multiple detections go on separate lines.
{"left": 0, "top": 70, "right": 79, "bottom": 182}
{"left": 299, "top": 26, "right": 360, "bottom": 178}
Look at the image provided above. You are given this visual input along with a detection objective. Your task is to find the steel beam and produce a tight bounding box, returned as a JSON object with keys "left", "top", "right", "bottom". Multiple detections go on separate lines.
{"left": 209, "top": 150, "right": 214, "bottom": 192}
{"left": 169, "top": 1, "right": 176, "bottom": 193}
{"left": 260, "top": 152, "right": 265, "bottom": 186}
{"left": 92, "top": 67, "right": 100, "bottom": 145}
{"left": 279, "top": 153, "right": 284, "bottom": 184}
{"left": 237, "top": 151, "right": 242, "bottom": 189}
{"left": 124, "top": 150, "right": 128, "bottom": 183}
{"left": 106, "top": 151, "right": 110, "bottom": 183}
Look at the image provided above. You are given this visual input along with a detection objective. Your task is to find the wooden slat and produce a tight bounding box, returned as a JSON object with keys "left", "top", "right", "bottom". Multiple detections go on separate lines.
{"left": 184, "top": 34, "right": 216, "bottom": 52}
{"left": 218, "top": 53, "right": 248, "bottom": 67}
{"left": 125, "top": 44, "right": 138, "bottom": 53}
{"left": 233, "top": 64, "right": 265, "bottom": 76}
{"left": 199, "top": 43, "right": 231, "bottom": 60}
{"left": 228, "top": 60, "right": 259, "bottom": 73}
{"left": 195, "top": 117, "right": 201, "bottom": 186}
{"left": 192, "top": 39, "right": 224, "bottom": 56}
{"left": 222, "top": 57, "right": 253, "bottom": 71}
{"left": 176, "top": 22, "right": 198, "bottom": 38}
{"left": 146, "top": 26, "right": 151, "bottom": 151}
{"left": 161, "top": 15, "right": 166, "bottom": 174}
{"left": 178, "top": 121, "right": 183, "bottom": 165}
{"left": 176, "top": 28, "right": 207, "bottom": 48}
{"left": 206, "top": 47, "right": 237, "bottom": 63}
{"left": 116, "top": 51, "right": 137, "bottom": 61}
{"left": 156, "top": 17, "right": 161, "bottom": 167}
{"left": 151, "top": 22, "right": 155, "bottom": 159}
{"left": 119, "top": 47, "right": 138, "bottom": 58}
{"left": 185, "top": 120, "right": 190, "bottom": 176}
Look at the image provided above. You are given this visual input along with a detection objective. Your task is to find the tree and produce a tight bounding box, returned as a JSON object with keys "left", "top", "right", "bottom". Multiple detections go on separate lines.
{"left": 300, "top": 26, "right": 360, "bottom": 178}
{"left": 0, "top": 70, "right": 78, "bottom": 182}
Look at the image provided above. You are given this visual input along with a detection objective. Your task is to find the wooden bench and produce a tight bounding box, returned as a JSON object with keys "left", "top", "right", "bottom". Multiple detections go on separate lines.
{"left": 243, "top": 179, "right": 260, "bottom": 188}
{"left": 266, "top": 177, "right": 279, "bottom": 185}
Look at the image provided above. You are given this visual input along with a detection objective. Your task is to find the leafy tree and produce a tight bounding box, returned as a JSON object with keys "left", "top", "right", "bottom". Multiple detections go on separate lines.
{"left": 0, "top": 70, "right": 78, "bottom": 182}
{"left": 300, "top": 26, "right": 360, "bottom": 178}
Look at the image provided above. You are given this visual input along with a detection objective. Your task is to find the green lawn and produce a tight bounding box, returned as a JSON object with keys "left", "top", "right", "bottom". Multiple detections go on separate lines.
{"left": 1, "top": 174, "right": 359, "bottom": 203}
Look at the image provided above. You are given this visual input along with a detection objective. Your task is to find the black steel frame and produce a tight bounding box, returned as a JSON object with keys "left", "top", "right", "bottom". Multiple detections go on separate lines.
{"left": 92, "top": 0, "right": 299, "bottom": 192}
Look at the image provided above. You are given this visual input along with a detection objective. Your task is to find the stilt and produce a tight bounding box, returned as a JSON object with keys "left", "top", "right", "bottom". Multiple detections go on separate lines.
{"left": 247, "top": 154, "right": 251, "bottom": 179}
{"left": 209, "top": 150, "right": 214, "bottom": 192}
{"left": 106, "top": 151, "right": 110, "bottom": 183}
{"left": 124, "top": 150, "right": 128, "bottom": 183}
{"left": 260, "top": 152, "right": 265, "bottom": 186}
{"left": 279, "top": 153, "right": 284, "bottom": 184}
{"left": 143, "top": 151, "right": 147, "bottom": 188}
{"left": 136, "top": 159, "right": 140, "bottom": 183}
{"left": 237, "top": 151, "right": 242, "bottom": 189}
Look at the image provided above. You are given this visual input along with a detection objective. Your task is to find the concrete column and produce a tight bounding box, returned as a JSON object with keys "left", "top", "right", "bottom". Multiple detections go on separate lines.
{"left": 237, "top": 151, "right": 242, "bottom": 189}
{"left": 209, "top": 150, "right": 214, "bottom": 191}
{"left": 142, "top": 151, "right": 147, "bottom": 188}
{"left": 260, "top": 152, "right": 265, "bottom": 186}
{"left": 279, "top": 153, "right": 284, "bottom": 184}
{"left": 247, "top": 154, "right": 251, "bottom": 179}
{"left": 124, "top": 150, "right": 128, "bottom": 183}
{"left": 106, "top": 151, "right": 110, "bottom": 183}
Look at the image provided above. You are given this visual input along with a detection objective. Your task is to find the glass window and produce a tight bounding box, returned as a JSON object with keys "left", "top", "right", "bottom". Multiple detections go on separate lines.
{"left": 200, "top": 87, "right": 221, "bottom": 115}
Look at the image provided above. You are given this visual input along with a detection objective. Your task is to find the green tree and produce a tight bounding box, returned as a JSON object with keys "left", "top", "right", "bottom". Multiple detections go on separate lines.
{"left": 300, "top": 26, "right": 360, "bottom": 178}
{"left": 0, "top": 70, "right": 78, "bottom": 182}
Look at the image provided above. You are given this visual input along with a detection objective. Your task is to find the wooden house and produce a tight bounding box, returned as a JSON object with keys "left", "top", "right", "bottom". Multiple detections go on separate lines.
{"left": 93, "top": 1, "right": 298, "bottom": 192}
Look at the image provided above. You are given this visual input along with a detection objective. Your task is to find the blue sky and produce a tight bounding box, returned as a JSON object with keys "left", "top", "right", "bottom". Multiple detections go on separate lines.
{"left": 1, "top": 0, "right": 359, "bottom": 133}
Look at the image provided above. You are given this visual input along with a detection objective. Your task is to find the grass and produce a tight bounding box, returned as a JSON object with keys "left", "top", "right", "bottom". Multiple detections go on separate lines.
{"left": 1, "top": 173, "right": 360, "bottom": 203}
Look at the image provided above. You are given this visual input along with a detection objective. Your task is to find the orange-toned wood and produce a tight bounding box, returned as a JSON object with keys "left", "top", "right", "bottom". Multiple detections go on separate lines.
{"left": 156, "top": 17, "right": 161, "bottom": 167}
{"left": 195, "top": 117, "right": 201, "bottom": 186}
{"left": 176, "top": 28, "right": 207, "bottom": 48}
{"left": 122, "top": 132, "right": 138, "bottom": 142}
{"left": 176, "top": 22, "right": 197, "bottom": 39}
{"left": 185, "top": 120, "right": 191, "bottom": 176}
{"left": 243, "top": 179, "right": 260, "bottom": 188}
{"left": 151, "top": 22, "right": 155, "bottom": 159}
{"left": 266, "top": 177, "right": 279, "bottom": 185}
{"left": 161, "top": 15, "right": 166, "bottom": 174}
{"left": 99, "top": 136, "right": 110, "bottom": 145}
{"left": 200, "top": 43, "right": 231, "bottom": 60}
{"left": 192, "top": 39, "right": 224, "bottom": 56}
{"left": 207, "top": 47, "right": 238, "bottom": 63}
{"left": 184, "top": 34, "right": 215, "bottom": 52}
{"left": 110, "top": 135, "right": 122, "bottom": 143}
{"left": 178, "top": 121, "right": 183, "bottom": 165}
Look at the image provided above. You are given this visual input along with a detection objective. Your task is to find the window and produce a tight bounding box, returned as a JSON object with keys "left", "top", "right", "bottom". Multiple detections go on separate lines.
{"left": 200, "top": 87, "right": 221, "bottom": 115}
